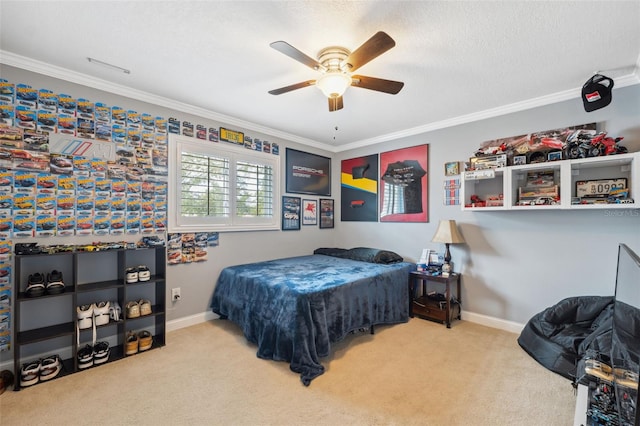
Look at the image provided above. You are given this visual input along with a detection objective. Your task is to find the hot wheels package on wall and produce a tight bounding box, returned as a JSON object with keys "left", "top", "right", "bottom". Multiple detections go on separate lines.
{"left": 0, "top": 80, "right": 15, "bottom": 103}
{"left": 56, "top": 194, "right": 75, "bottom": 215}
{"left": 77, "top": 98, "right": 94, "bottom": 119}
{"left": 14, "top": 171, "right": 37, "bottom": 194}
{"left": 94, "top": 215, "right": 110, "bottom": 235}
{"left": 36, "top": 193, "right": 56, "bottom": 214}
{"left": 15, "top": 106, "right": 36, "bottom": 130}
{"left": 36, "top": 214, "right": 56, "bottom": 237}
{"left": 112, "top": 124, "right": 126, "bottom": 143}
{"left": 110, "top": 215, "right": 125, "bottom": 235}
{"left": 57, "top": 114, "right": 76, "bottom": 135}
{"left": 141, "top": 113, "right": 154, "bottom": 131}
{"left": 168, "top": 117, "right": 179, "bottom": 134}
{"left": 0, "top": 170, "right": 13, "bottom": 192}
{"left": 127, "top": 110, "right": 140, "bottom": 128}
{"left": 0, "top": 192, "right": 11, "bottom": 216}
{"left": 95, "top": 103, "right": 110, "bottom": 123}
{"left": 0, "top": 104, "right": 14, "bottom": 126}
{"left": 57, "top": 215, "right": 75, "bottom": 236}
{"left": 13, "top": 215, "right": 35, "bottom": 238}
{"left": 58, "top": 94, "right": 76, "bottom": 116}
{"left": 37, "top": 110, "right": 57, "bottom": 133}
{"left": 126, "top": 213, "right": 140, "bottom": 234}
{"left": 0, "top": 216, "right": 10, "bottom": 239}
{"left": 77, "top": 117, "right": 94, "bottom": 139}
{"left": 155, "top": 117, "right": 167, "bottom": 133}
{"left": 38, "top": 89, "right": 58, "bottom": 112}
{"left": 111, "top": 106, "right": 125, "bottom": 125}
{"left": 37, "top": 173, "right": 57, "bottom": 194}
{"left": 76, "top": 214, "right": 93, "bottom": 235}
{"left": 14, "top": 193, "right": 35, "bottom": 215}
{"left": 16, "top": 84, "right": 37, "bottom": 109}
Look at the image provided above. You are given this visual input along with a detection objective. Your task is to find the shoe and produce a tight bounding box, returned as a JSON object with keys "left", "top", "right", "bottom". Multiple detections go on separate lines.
{"left": 20, "top": 360, "right": 41, "bottom": 387}
{"left": 77, "top": 304, "right": 95, "bottom": 329}
{"left": 126, "top": 301, "right": 140, "bottom": 319}
{"left": 45, "top": 270, "right": 65, "bottom": 294}
{"left": 93, "top": 301, "right": 110, "bottom": 326}
{"left": 138, "top": 330, "right": 153, "bottom": 351}
{"left": 109, "top": 301, "right": 122, "bottom": 322}
{"left": 77, "top": 344, "right": 94, "bottom": 370}
{"left": 26, "top": 273, "right": 46, "bottom": 297}
{"left": 138, "top": 299, "right": 152, "bottom": 316}
{"left": 137, "top": 265, "right": 150, "bottom": 282}
{"left": 39, "top": 354, "right": 62, "bottom": 381}
{"left": 93, "top": 342, "right": 110, "bottom": 365}
{"left": 125, "top": 267, "right": 138, "bottom": 283}
{"left": 0, "top": 369, "right": 15, "bottom": 395}
{"left": 125, "top": 331, "right": 139, "bottom": 355}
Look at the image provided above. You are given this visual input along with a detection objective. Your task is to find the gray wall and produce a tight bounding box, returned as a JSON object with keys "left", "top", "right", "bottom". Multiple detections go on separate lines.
{"left": 2, "top": 64, "right": 639, "bottom": 331}
{"left": 334, "top": 84, "right": 640, "bottom": 325}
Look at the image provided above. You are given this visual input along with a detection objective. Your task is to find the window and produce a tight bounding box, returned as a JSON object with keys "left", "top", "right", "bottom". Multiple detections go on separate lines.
{"left": 169, "top": 135, "right": 280, "bottom": 232}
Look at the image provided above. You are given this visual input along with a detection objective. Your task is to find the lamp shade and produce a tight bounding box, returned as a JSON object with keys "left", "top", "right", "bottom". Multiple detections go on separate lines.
{"left": 316, "top": 72, "right": 352, "bottom": 98}
{"left": 431, "top": 220, "right": 465, "bottom": 244}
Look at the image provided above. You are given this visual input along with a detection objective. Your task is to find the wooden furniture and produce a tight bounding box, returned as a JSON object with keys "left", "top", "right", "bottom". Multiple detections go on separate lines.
{"left": 13, "top": 246, "right": 166, "bottom": 391}
{"left": 409, "top": 271, "right": 461, "bottom": 328}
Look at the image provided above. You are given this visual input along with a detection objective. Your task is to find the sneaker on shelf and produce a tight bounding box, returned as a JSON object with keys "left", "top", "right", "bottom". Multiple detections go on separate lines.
{"left": 138, "top": 299, "right": 152, "bottom": 316}
{"left": 45, "top": 270, "right": 65, "bottom": 295}
{"left": 125, "top": 267, "right": 139, "bottom": 284}
{"left": 77, "top": 345, "right": 94, "bottom": 370}
{"left": 25, "top": 273, "right": 46, "bottom": 298}
{"left": 137, "top": 265, "right": 150, "bottom": 282}
{"left": 109, "top": 301, "right": 122, "bottom": 322}
{"left": 77, "top": 304, "right": 95, "bottom": 329}
{"left": 125, "top": 331, "right": 139, "bottom": 355}
{"left": 20, "top": 360, "right": 41, "bottom": 387}
{"left": 93, "top": 342, "right": 110, "bottom": 365}
{"left": 126, "top": 301, "right": 140, "bottom": 319}
{"left": 93, "top": 301, "right": 110, "bottom": 326}
{"left": 39, "top": 354, "right": 62, "bottom": 381}
{"left": 138, "top": 330, "right": 153, "bottom": 352}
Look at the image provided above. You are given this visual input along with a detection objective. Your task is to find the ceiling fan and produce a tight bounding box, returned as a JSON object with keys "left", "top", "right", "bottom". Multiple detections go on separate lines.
{"left": 268, "top": 31, "right": 404, "bottom": 112}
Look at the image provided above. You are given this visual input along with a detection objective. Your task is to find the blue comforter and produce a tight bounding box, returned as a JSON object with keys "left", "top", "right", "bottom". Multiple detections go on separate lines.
{"left": 210, "top": 254, "right": 414, "bottom": 385}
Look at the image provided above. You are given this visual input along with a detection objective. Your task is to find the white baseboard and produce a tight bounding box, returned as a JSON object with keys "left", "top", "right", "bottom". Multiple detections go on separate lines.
{"left": 461, "top": 310, "right": 525, "bottom": 334}
{"left": 166, "top": 311, "right": 219, "bottom": 333}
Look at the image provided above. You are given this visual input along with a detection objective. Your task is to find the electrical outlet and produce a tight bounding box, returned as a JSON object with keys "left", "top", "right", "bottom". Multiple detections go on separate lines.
{"left": 171, "top": 287, "right": 181, "bottom": 302}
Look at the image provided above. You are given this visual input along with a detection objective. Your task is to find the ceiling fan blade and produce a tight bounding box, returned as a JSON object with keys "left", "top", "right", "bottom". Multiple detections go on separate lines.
{"left": 344, "top": 31, "right": 396, "bottom": 72}
{"left": 328, "top": 96, "right": 344, "bottom": 112}
{"left": 351, "top": 75, "right": 404, "bottom": 94}
{"left": 268, "top": 80, "right": 316, "bottom": 95}
{"left": 270, "top": 41, "right": 325, "bottom": 71}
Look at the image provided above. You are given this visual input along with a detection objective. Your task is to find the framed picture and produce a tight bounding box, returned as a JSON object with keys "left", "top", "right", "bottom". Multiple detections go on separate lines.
{"left": 341, "top": 153, "right": 378, "bottom": 222}
{"left": 379, "top": 144, "right": 429, "bottom": 223}
{"left": 302, "top": 199, "right": 317, "bottom": 225}
{"left": 319, "top": 198, "right": 334, "bottom": 229}
{"left": 285, "top": 148, "right": 331, "bottom": 196}
{"left": 513, "top": 155, "right": 527, "bottom": 166}
{"left": 444, "top": 161, "right": 460, "bottom": 176}
{"left": 547, "top": 151, "right": 562, "bottom": 161}
{"left": 281, "top": 196, "right": 301, "bottom": 230}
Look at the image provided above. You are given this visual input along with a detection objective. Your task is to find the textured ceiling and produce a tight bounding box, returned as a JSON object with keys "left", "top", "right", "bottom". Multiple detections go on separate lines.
{"left": 1, "top": 1, "right": 639, "bottom": 151}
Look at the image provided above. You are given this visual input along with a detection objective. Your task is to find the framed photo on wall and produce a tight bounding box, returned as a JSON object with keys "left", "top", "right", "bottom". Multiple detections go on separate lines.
{"left": 379, "top": 144, "right": 429, "bottom": 223}
{"left": 444, "top": 161, "right": 460, "bottom": 176}
{"left": 285, "top": 148, "right": 331, "bottom": 196}
{"left": 302, "top": 199, "right": 318, "bottom": 225}
{"left": 281, "top": 196, "right": 301, "bottom": 230}
{"left": 319, "top": 198, "right": 334, "bottom": 229}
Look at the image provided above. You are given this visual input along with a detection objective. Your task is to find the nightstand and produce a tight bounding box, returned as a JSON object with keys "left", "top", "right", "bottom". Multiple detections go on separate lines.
{"left": 409, "top": 271, "right": 461, "bottom": 328}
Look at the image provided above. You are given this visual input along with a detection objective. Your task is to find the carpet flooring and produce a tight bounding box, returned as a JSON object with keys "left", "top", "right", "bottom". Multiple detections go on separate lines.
{"left": 0, "top": 318, "right": 576, "bottom": 425}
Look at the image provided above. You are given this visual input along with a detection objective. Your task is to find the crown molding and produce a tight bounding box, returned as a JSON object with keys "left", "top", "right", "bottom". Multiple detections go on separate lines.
{"left": 337, "top": 68, "right": 640, "bottom": 152}
{"left": 3, "top": 50, "right": 639, "bottom": 154}
{"left": 0, "top": 50, "right": 328, "bottom": 151}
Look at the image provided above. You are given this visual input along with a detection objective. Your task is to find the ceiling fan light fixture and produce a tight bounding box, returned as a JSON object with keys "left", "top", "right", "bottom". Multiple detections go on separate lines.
{"left": 316, "top": 72, "right": 352, "bottom": 98}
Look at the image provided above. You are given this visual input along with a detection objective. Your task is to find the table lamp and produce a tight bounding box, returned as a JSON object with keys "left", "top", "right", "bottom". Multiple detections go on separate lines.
{"left": 431, "top": 220, "right": 465, "bottom": 276}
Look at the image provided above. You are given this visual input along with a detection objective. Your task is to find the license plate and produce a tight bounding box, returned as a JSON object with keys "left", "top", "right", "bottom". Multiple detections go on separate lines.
{"left": 575, "top": 178, "right": 627, "bottom": 198}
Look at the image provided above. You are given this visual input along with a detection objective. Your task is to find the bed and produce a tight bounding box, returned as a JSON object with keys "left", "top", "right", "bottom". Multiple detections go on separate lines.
{"left": 210, "top": 248, "right": 414, "bottom": 385}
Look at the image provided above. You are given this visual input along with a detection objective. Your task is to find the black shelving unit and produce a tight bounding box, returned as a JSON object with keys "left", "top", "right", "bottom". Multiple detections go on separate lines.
{"left": 13, "top": 246, "right": 166, "bottom": 391}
